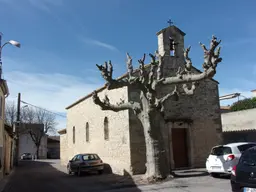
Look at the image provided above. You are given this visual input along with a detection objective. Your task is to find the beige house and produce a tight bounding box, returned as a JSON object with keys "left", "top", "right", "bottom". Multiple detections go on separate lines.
{"left": 4, "top": 124, "right": 14, "bottom": 175}
{"left": 59, "top": 25, "right": 223, "bottom": 175}
{"left": 0, "top": 79, "right": 9, "bottom": 180}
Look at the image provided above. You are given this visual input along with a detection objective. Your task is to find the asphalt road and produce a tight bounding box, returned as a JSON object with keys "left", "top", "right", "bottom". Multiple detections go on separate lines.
{"left": 2, "top": 160, "right": 232, "bottom": 192}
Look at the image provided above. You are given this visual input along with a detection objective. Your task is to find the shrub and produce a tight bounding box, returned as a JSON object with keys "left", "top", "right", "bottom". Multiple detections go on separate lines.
{"left": 230, "top": 97, "right": 256, "bottom": 111}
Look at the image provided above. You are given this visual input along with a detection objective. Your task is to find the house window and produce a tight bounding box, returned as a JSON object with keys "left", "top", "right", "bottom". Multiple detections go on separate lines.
{"left": 104, "top": 117, "right": 109, "bottom": 140}
{"left": 73, "top": 126, "right": 75, "bottom": 144}
{"left": 86, "top": 122, "right": 89, "bottom": 142}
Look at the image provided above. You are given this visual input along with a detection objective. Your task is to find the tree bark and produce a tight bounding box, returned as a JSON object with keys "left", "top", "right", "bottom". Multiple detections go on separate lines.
{"left": 36, "top": 145, "right": 40, "bottom": 159}
{"left": 140, "top": 94, "right": 169, "bottom": 180}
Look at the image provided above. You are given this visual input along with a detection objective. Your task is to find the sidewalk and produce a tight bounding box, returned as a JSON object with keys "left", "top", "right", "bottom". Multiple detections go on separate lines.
{"left": 0, "top": 168, "right": 15, "bottom": 192}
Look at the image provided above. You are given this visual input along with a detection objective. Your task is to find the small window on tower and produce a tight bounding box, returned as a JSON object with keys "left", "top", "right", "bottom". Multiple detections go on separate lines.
{"left": 169, "top": 36, "right": 178, "bottom": 56}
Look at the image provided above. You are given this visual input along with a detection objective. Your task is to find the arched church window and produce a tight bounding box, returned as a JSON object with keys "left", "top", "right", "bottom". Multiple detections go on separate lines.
{"left": 86, "top": 122, "right": 89, "bottom": 142}
{"left": 104, "top": 117, "right": 109, "bottom": 140}
{"left": 73, "top": 126, "right": 75, "bottom": 144}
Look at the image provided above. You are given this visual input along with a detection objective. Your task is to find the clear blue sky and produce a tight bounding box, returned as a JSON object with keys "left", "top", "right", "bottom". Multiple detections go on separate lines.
{"left": 1, "top": 0, "right": 256, "bottom": 128}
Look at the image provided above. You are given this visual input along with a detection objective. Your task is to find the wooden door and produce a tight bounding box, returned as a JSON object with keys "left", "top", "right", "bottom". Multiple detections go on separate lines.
{"left": 172, "top": 128, "right": 189, "bottom": 168}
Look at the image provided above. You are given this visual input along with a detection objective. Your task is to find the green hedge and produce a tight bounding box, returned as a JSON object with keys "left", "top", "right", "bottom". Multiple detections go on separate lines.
{"left": 230, "top": 97, "right": 256, "bottom": 111}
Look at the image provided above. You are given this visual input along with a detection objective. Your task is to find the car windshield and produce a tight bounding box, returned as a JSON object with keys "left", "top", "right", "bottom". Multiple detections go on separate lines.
{"left": 210, "top": 146, "right": 232, "bottom": 156}
{"left": 237, "top": 144, "right": 256, "bottom": 153}
{"left": 82, "top": 154, "right": 100, "bottom": 161}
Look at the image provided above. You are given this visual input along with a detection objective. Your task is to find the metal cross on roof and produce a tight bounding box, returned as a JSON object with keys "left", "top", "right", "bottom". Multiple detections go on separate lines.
{"left": 167, "top": 19, "right": 173, "bottom": 26}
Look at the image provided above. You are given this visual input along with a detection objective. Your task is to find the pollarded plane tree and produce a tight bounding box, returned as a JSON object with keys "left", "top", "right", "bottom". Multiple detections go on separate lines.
{"left": 92, "top": 35, "right": 222, "bottom": 180}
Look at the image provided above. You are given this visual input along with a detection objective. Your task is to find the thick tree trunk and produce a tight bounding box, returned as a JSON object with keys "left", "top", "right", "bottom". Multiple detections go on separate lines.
{"left": 140, "top": 95, "right": 169, "bottom": 180}
{"left": 36, "top": 145, "right": 40, "bottom": 159}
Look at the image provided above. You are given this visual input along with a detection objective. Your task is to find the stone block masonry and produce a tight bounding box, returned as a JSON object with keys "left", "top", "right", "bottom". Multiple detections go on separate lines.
{"left": 61, "top": 25, "right": 223, "bottom": 175}
{"left": 64, "top": 87, "right": 132, "bottom": 175}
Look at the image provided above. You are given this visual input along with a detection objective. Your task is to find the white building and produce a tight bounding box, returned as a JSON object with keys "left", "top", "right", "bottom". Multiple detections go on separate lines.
{"left": 18, "top": 124, "right": 47, "bottom": 159}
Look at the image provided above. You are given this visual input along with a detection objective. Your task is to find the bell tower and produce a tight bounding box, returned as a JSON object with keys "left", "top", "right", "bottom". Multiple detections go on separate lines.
{"left": 156, "top": 21, "right": 186, "bottom": 58}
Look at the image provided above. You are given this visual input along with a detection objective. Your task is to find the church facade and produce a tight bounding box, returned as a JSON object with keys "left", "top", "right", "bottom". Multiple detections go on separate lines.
{"left": 59, "top": 25, "right": 223, "bottom": 175}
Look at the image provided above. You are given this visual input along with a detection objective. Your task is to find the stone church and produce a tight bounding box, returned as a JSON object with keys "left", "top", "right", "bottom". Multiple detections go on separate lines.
{"left": 59, "top": 25, "right": 223, "bottom": 175}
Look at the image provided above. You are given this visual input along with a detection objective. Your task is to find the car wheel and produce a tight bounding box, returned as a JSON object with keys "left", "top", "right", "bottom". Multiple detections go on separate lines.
{"left": 67, "top": 167, "right": 72, "bottom": 175}
{"left": 98, "top": 170, "right": 103, "bottom": 175}
{"left": 210, "top": 173, "right": 221, "bottom": 178}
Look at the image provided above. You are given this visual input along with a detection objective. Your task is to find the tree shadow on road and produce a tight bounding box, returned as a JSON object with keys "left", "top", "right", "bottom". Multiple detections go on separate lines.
{"left": 3, "top": 160, "right": 142, "bottom": 192}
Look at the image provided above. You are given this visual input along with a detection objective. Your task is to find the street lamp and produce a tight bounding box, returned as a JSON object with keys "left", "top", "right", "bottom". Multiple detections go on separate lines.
{"left": 0, "top": 32, "right": 21, "bottom": 78}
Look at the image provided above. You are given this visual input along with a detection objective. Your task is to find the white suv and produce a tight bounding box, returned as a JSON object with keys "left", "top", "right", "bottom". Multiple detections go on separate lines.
{"left": 206, "top": 142, "right": 256, "bottom": 177}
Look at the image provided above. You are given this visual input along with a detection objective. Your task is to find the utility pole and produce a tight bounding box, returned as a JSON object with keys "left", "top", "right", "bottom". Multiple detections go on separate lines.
{"left": 17, "top": 93, "right": 21, "bottom": 122}
{"left": 14, "top": 93, "right": 21, "bottom": 166}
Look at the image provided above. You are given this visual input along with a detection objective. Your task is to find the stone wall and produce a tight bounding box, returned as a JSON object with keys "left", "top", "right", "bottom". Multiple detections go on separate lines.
{"left": 221, "top": 108, "right": 256, "bottom": 132}
{"left": 128, "top": 109, "right": 146, "bottom": 174}
{"left": 162, "top": 57, "right": 222, "bottom": 167}
{"left": 60, "top": 133, "right": 68, "bottom": 165}
{"left": 0, "top": 89, "right": 5, "bottom": 179}
{"left": 64, "top": 25, "right": 222, "bottom": 174}
{"left": 65, "top": 87, "right": 132, "bottom": 175}
{"left": 128, "top": 55, "right": 222, "bottom": 172}
{"left": 0, "top": 88, "right": 4, "bottom": 180}
{"left": 4, "top": 131, "right": 12, "bottom": 175}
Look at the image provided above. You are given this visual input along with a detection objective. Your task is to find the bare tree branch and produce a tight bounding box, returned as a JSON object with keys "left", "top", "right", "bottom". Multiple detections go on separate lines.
{"left": 184, "top": 46, "right": 192, "bottom": 72}
{"left": 5, "top": 101, "right": 17, "bottom": 127}
{"left": 92, "top": 91, "right": 141, "bottom": 114}
{"left": 23, "top": 107, "right": 35, "bottom": 124}
{"left": 148, "top": 61, "right": 157, "bottom": 86}
{"left": 92, "top": 34, "right": 223, "bottom": 179}
{"left": 28, "top": 130, "right": 41, "bottom": 146}
{"left": 200, "top": 35, "right": 222, "bottom": 71}
{"left": 175, "top": 45, "right": 193, "bottom": 79}
{"left": 163, "top": 36, "right": 222, "bottom": 85}
{"left": 159, "top": 86, "right": 179, "bottom": 103}
{"left": 126, "top": 53, "right": 134, "bottom": 81}
{"left": 155, "top": 50, "right": 164, "bottom": 81}
{"left": 155, "top": 86, "right": 179, "bottom": 113}
{"left": 138, "top": 54, "right": 146, "bottom": 83}
{"left": 21, "top": 107, "right": 57, "bottom": 158}
{"left": 94, "top": 35, "right": 221, "bottom": 112}
{"left": 96, "top": 60, "right": 139, "bottom": 90}
{"left": 182, "top": 82, "right": 198, "bottom": 95}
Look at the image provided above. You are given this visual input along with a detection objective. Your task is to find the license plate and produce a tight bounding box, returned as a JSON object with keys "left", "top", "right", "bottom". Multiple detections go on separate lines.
{"left": 244, "top": 187, "right": 256, "bottom": 192}
{"left": 211, "top": 166, "right": 221, "bottom": 169}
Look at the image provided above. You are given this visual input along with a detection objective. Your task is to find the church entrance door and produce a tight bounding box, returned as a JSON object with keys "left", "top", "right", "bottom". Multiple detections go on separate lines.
{"left": 172, "top": 128, "right": 189, "bottom": 168}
